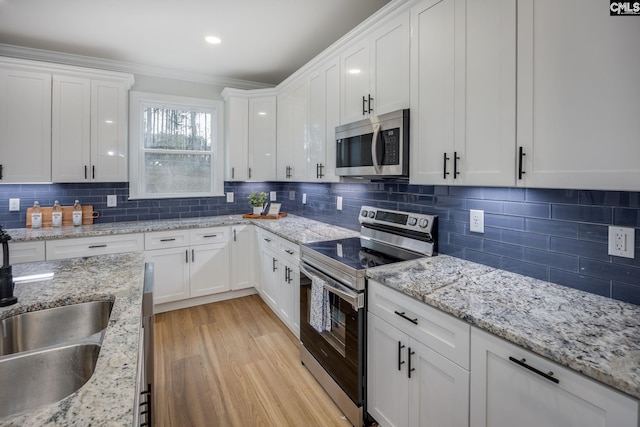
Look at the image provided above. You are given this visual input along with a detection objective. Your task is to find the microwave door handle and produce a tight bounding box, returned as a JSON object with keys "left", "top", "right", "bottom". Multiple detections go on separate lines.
{"left": 371, "top": 123, "right": 382, "bottom": 174}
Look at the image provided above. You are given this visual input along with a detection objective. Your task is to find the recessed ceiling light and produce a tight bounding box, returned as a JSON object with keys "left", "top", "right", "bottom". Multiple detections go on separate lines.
{"left": 348, "top": 69, "right": 361, "bottom": 74}
{"left": 205, "top": 36, "right": 221, "bottom": 44}
{"left": 258, "top": 112, "right": 267, "bottom": 116}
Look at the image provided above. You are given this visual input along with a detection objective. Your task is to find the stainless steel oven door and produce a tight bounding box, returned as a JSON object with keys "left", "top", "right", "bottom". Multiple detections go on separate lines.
{"left": 299, "top": 262, "right": 365, "bottom": 405}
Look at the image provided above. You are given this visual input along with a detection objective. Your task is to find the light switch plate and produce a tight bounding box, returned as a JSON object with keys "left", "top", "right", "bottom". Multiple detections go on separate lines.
{"left": 608, "top": 226, "right": 635, "bottom": 258}
{"left": 470, "top": 209, "right": 484, "bottom": 233}
{"left": 106, "top": 195, "right": 117, "bottom": 207}
{"left": 337, "top": 196, "right": 343, "bottom": 211}
{"left": 289, "top": 191, "right": 296, "bottom": 200}
{"left": 270, "top": 191, "right": 277, "bottom": 201}
{"left": 302, "top": 193, "right": 307, "bottom": 205}
{"left": 9, "top": 198, "right": 20, "bottom": 212}
{"left": 226, "top": 192, "right": 234, "bottom": 203}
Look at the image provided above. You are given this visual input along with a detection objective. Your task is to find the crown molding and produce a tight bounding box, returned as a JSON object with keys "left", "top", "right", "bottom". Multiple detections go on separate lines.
{"left": 0, "top": 43, "right": 273, "bottom": 90}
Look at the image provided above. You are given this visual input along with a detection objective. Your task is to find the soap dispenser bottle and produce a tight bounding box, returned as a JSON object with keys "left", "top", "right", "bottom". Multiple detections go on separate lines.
{"left": 0, "top": 225, "right": 17, "bottom": 307}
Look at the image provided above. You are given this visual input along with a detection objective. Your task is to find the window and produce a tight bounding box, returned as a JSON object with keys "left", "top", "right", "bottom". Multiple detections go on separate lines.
{"left": 129, "top": 92, "right": 224, "bottom": 199}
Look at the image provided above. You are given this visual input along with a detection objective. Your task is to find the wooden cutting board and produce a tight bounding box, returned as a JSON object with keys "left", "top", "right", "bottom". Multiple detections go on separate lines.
{"left": 26, "top": 205, "right": 95, "bottom": 228}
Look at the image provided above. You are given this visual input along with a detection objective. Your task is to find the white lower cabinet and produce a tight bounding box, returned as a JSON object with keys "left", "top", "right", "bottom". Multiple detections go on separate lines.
{"left": 145, "top": 227, "right": 230, "bottom": 305}
{"left": 470, "top": 327, "right": 639, "bottom": 427}
{"left": 230, "top": 224, "right": 255, "bottom": 291}
{"left": 255, "top": 228, "right": 300, "bottom": 337}
{"left": 0, "top": 241, "right": 45, "bottom": 264}
{"left": 367, "top": 280, "right": 470, "bottom": 427}
{"left": 46, "top": 233, "right": 144, "bottom": 260}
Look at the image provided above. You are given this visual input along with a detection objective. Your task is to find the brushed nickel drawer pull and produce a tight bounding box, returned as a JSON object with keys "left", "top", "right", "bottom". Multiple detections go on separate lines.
{"left": 202, "top": 234, "right": 217, "bottom": 238}
{"left": 88, "top": 244, "right": 107, "bottom": 249}
{"left": 160, "top": 238, "right": 176, "bottom": 242}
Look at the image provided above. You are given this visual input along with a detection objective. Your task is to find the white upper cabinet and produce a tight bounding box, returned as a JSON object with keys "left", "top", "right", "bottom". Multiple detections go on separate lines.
{"left": 224, "top": 94, "right": 249, "bottom": 181}
{"left": 340, "top": 10, "right": 410, "bottom": 124}
{"left": 410, "top": 0, "right": 516, "bottom": 186}
{"left": 0, "top": 68, "right": 52, "bottom": 183}
{"left": 223, "top": 88, "right": 277, "bottom": 182}
{"left": 277, "top": 79, "right": 308, "bottom": 181}
{"left": 52, "top": 77, "right": 130, "bottom": 182}
{"left": 308, "top": 57, "right": 341, "bottom": 182}
{"left": 516, "top": 0, "right": 640, "bottom": 190}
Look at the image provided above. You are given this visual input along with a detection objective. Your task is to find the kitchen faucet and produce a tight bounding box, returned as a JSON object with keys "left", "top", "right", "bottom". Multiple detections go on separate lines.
{"left": 0, "top": 225, "right": 17, "bottom": 307}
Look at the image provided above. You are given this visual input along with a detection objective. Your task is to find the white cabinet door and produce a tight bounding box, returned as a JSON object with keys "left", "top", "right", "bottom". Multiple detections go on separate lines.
{"left": 470, "top": 328, "right": 639, "bottom": 427}
{"left": 341, "top": 10, "right": 410, "bottom": 125}
{"left": 190, "top": 242, "right": 230, "bottom": 297}
{"left": 408, "top": 338, "right": 469, "bottom": 427}
{"left": 224, "top": 95, "right": 249, "bottom": 181}
{"left": 0, "top": 69, "right": 51, "bottom": 183}
{"left": 248, "top": 96, "right": 277, "bottom": 181}
{"left": 308, "top": 57, "right": 341, "bottom": 182}
{"left": 411, "top": 0, "right": 516, "bottom": 187}
{"left": 341, "top": 38, "right": 371, "bottom": 124}
{"left": 91, "top": 80, "right": 128, "bottom": 182}
{"left": 147, "top": 247, "right": 190, "bottom": 304}
{"left": 277, "top": 80, "right": 308, "bottom": 181}
{"left": 52, "top": 75, "right": 91, "bottom": 182}
{"left": 517, "top": 0, "right": 640, "bottom": 191}
{"left": 368, "top": 312, "right": 410, "bottom": 427}
{"left": 230, "top": 224, "right": 254, "bottom": 291}
{"left": 370, "top": 10, "right": 410, "bottom": 118}
{"left": 278, "top": 258, "right": 299, "bottom": 335}
{"left": 260, "top": 249, "right": 280, "bottom": 308}
{"left": 410, "top": 0, "right": 459, "bottom": 185}
{"left": 1, "top": 241, "right": 46, "bottom": 264}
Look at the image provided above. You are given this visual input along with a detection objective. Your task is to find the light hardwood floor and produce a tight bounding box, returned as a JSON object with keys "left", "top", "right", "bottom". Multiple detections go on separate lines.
{"left": 154, "top": 294, "right": 353, "bottom": 427}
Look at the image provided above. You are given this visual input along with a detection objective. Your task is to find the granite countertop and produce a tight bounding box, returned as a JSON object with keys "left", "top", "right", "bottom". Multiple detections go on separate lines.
{"left": 5, "top": 214, "right": 359, "bottom": 245}
{"left": 367, "top": 254, "right": 640, "bottom": 400}
{"left": 0, "top": 252, "right": 146, "bottom": 426}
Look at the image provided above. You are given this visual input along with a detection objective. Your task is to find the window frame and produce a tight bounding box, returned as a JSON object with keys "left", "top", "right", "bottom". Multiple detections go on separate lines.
{"left": 128, "top": 91, "right": 224, "bottom": 200}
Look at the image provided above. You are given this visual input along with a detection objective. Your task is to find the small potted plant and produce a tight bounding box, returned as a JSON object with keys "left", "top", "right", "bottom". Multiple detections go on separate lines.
{"left": 247, "top": 191, "right": 268, "bottom": 215}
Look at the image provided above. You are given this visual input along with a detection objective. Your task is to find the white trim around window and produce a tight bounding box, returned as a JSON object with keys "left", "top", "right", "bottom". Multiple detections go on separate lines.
{"left": 128, "top": 91, "right": 224, "bottom": 200}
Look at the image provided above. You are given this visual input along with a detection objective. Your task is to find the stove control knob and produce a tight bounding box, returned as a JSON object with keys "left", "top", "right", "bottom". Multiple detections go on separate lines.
{"left": 408, "top": 217, "right": 418, "bottom": 226}
{"left": 418, "top": 218, "right": 429, "bottom": 228}
{"left": 361, "top": 210, "right": 368, "bottom": 218}
{"left": 368, "top": 210, "right": 376, "bottom": 218}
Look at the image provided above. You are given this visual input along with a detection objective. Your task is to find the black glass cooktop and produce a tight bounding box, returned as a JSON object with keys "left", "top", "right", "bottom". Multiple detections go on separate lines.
{"left": 303, "top": 236, "right": 423, "bottom": 271}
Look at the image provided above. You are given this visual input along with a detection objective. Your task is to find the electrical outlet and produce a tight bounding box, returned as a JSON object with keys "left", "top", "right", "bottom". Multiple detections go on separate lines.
{"left": 337, "top": 196, "right": 343, "bottom": 211}
{"left": 302, "top": 193, "right": 307, "bottom": 205}
{"left": 470, "top": 209, "right": 484, "bottom": 233}
{"left": 226, "top": 192, "right": 234, "bottom": 203}
{"left": 289, "top": 191, "right": 296, "bottom": 200}
{"left": 270, "top": 191, "right": 277, "bottom": 201}
{"left": 106, "top": 195, "right": 117, "bottom": 207}
{"left": 9, "top": 198, "right": 20, "bottom": 212}
{"left": 608, "top": 226, "right": 635, "bottom": 258}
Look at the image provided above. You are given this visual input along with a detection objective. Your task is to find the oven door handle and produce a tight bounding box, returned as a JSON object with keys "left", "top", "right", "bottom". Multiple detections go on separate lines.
{"left": 300, "top": 263, "right": 364, "bottom": 310}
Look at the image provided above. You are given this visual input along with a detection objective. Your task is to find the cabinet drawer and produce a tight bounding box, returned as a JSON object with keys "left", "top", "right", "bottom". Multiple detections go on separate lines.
{"left": 279, "top": 239, "right": 300, "bottom": 263}
{"left": 368, "top": 279, "right": 470, "bottom": 369}
{"left": 144, "top": 230, "right": 190, "bottom": 250}
{"left": 0, "top": 241, "right": 46, "bottom": 264}
{"left": 190, "top": 227, "right": 229, "bottom": 245}
{"left": 258, "top": 229, "right": 278, "bottom": 251}
{"left": 46, "top": 234, "right": 144, "bottom": 260}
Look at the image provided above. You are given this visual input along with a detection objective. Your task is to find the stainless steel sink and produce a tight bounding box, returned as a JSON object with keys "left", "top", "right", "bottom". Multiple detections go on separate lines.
{"left": 0, "top": 343, "right": 101, "bottom": 418}
{"left": 0, "top": 300, "right": 113, "bottom": 356}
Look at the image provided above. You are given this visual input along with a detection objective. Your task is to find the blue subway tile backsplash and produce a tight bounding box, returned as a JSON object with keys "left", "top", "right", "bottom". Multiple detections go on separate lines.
{"left": 1, "top": 181, "right": 639, "bottom": 306}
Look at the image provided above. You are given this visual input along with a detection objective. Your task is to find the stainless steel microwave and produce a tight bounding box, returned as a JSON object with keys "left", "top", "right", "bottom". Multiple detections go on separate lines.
{"left": 335, "top": 109, "right": 409, "bottom": 178}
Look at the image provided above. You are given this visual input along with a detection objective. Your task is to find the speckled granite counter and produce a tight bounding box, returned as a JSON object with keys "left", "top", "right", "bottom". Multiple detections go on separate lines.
{"left": 0, "top": 252, "right": 146, "bottom": 426}
{"left": 5, "top": 214, "right": 358, "bottom": 245}
{"left": 367, "top": 254, "right": 640, "bottom": 400}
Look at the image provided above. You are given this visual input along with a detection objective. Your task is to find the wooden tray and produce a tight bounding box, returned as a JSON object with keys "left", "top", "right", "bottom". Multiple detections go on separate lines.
{"left": 26, "top": 205, "right": 96, "bottom": 228}
{"left": 242, "top": 212, "right": 288, "bottom": 220}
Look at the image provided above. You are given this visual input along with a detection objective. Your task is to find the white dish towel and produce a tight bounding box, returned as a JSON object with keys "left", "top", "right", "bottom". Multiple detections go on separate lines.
{"left": 310, "top": 275, "right": 331, "bottom": 333}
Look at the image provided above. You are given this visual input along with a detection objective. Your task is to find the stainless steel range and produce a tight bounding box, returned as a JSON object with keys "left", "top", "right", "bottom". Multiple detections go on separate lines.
{"left": 299, "top": 206, "right": 437, "bottom": 427}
